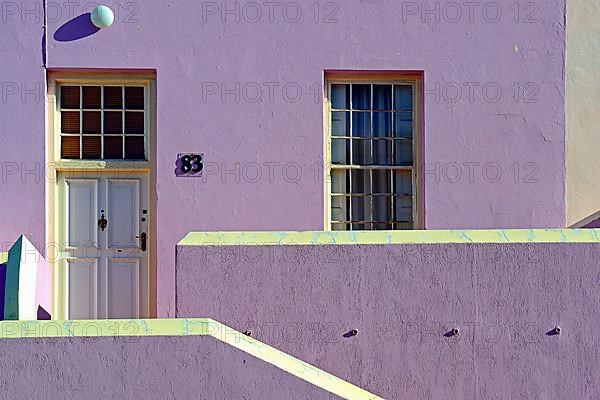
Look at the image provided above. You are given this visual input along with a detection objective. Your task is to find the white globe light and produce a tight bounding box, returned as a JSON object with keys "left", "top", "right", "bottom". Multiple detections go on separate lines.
{"left": 91, "top": 5, "right": 115, "bottom": 29}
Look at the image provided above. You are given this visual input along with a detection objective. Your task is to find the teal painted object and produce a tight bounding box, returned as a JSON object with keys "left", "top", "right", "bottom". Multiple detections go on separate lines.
{"left": 0, "top": 263, "right": 6, "bottom": 320}
{"left": 3, "top": 236, "right": 22, "bottom": 320}
{"left": 91, "top": 5, "right": 115, "bottom": 29}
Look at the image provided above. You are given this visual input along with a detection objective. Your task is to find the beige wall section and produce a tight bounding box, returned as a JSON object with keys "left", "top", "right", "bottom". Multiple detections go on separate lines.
{"left": 566, "top": 0, "right": 600, "bottom": 227}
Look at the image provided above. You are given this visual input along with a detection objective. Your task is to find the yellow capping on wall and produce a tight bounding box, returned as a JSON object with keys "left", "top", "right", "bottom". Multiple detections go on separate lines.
{"left": 0, "top": 252, "right": 7, "bottom": 264}
{"left": 179, "top": 229, "right": 600, "bottom": 246}
{"left": 0, "top": 318, "right": 383, "bottom": 400}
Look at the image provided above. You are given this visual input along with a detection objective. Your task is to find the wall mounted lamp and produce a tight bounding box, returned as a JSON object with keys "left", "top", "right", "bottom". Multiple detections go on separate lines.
{"left": 91, "top": 5, "right": 115, "bottom": 29}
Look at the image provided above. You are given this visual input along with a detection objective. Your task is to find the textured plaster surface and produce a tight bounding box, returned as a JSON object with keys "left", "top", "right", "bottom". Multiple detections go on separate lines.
{"left": 0, "top": 1, "right": 566, "bottom": 316}
{"left": 566, "top": 0, "right": 600, "bottom": 226}
{"left": 0, "top": 318, "right": 382, "bottom": 399}
{"left": 0, "top": 335, "right": 342, "bottom": 400}
{"left": 177, "top": 242, "right": 600, "bottom": 399}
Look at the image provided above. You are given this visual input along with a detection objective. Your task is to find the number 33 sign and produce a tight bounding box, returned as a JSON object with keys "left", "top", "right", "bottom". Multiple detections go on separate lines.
{"left": 175, "top": 153, "right": 204, "bottom": 177}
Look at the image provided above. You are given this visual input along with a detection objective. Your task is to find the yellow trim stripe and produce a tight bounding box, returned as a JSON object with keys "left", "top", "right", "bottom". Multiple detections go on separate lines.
{"left": 0, "top": 318, "right": 383, "bottom": 400}
{"left": 0, "top": 252, "right": 7, "bottom": 264}
{"left": 179, "top": 229, "right": 600, "bottom": 246}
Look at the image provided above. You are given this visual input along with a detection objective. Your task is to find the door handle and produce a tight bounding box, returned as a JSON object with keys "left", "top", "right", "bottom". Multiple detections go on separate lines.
{"left": 98, "top": 211, "right": 108, "bottom": 231}
{"left": 136, "top": 232, "right": 147, "bottom": 252}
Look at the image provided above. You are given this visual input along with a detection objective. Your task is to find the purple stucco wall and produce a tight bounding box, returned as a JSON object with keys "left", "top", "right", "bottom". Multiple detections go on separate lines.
{"left": 0, "top": 1, "right": 566, "bottom": 316}
{"left": 176, "top": 243, "right": 600, "bottom": 399}
{"left": 0, "top": 335, "right": 338, "bottom": 399}
{"left": 0, "top": 1, "right": 46, "bottom": 250}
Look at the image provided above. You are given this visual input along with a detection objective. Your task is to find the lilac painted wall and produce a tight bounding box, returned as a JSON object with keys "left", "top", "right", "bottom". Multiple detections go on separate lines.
{"left": 0, "top": 1, "right": 565, "bottom": 316}
{"left": 0, "top": 1, "right": 46, "bottom": 250}
{"left": 176, "top": 243, "right": 600, "bottom": 399}
{"left": 0, "top": 335, "right": 338, "bottom": 399}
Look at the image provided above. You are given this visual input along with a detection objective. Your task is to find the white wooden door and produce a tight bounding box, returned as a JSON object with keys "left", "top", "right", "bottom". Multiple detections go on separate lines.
{"left": 57, "top": 172, "right": 149, "bottom": 319}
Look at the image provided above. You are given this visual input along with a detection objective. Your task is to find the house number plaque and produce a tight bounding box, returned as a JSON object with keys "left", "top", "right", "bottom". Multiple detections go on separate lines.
{"left": 175, "top": 153, "right": 204, "bottom": 177}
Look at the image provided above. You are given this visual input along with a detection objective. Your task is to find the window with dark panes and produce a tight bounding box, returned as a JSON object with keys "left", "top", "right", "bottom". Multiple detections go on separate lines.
{"left": 59, "top": 85, "right": 146, "bottom": 160}
{"left": 328, "top": 81, "right": 417, "bottom": 231}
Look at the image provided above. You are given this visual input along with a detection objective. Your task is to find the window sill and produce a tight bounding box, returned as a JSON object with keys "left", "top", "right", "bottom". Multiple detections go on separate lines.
{"left": 51, "top": 160, "right": 151, "bottom": 172}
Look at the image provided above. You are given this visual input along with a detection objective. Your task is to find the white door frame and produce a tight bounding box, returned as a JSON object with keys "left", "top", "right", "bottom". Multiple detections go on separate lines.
{"left": 46, "top": 72, "right": 157, "bottom": 320}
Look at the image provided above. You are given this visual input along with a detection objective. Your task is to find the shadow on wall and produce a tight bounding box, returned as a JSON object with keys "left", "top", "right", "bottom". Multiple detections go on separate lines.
{"left": 583, "top": 217, "right": 600, "bottom": 228}
{"left": 571, "top": 209, "right": 600, "bottom": 228}
{"left": 54, "top": 13, "right": 100, "bottom": 42}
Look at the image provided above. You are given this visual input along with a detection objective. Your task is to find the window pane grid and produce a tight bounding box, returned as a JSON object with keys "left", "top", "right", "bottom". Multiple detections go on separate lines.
{"left": 332, "top": 193, "right": 413, "bottom": 198}
{"left": 79, "top": 86, "right": 83, "bottom": 157}
{"left": 59, "top": 85, "right": 146, "bottom": 160}
{"left": 330, "top": 81, "right": 416, "bottom": 231}
{"left": 100, "top": 87, "right": 104, "bottom": 158}
{"left": 61, "top": 108, "right": 146, "bottom": 112}
{"left": 122, "top": 87, "right": 125, "bottom": 158}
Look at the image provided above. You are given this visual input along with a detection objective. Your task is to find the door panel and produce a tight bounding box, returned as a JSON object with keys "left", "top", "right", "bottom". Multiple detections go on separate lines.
{"left": 107, "top": 259, "right": 139, "bottom": 319}
{"left": 108, "top": 180, "right": 139, "bottom": 248}
{"left": 58, "top": 172, "right": 149, "bottom": 320}
{"left": 67, "top": 181, "right": 97, "bottom": 247}
{"left": 68, "top": 260, "right": 97, "bottom": 319}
